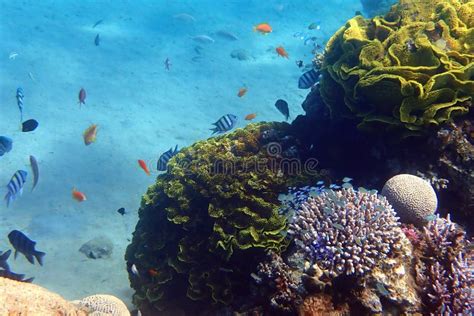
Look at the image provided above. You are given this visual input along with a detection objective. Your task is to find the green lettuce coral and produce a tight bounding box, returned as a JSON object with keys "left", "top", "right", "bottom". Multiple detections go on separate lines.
{"left": 125, "top": 122, "right": 316, "bottom": 313}
{"left": 320, "top": 0, "right": 474, "bottom": 135}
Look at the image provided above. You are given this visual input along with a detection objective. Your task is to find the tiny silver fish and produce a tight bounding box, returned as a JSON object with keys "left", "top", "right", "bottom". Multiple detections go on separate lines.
{"left": 131, "top": 264, "right": 139, "bottom": 277}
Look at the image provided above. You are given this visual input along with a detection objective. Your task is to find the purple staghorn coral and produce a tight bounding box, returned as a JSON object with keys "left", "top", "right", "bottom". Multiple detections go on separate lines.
{"left": 288, "top": 187, "right": 403, "bottom": 277}
{"left": 415, "top": 215, "right": 473, "bottom": 314}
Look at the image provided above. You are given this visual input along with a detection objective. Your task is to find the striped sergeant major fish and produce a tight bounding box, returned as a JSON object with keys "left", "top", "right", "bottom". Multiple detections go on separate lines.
{"left": 16, "top": 87, "right": 24, "bottom": 122}
{"left": 0, "top": 268, "right": 34, "bottom": 283}
{"left": 5, "top": 170, "right": 27, "bottom": 207}
{"left": 211, "top": 114, "right": 238, "bottom": 135}
{"left": 157, "top": 145, "right": 178, "bottom": 171}
{"left": 298, "top": 69, "right": 320, "bottom": 89}
{"left": 8, "top": 230, "right": 46, "bottom": 266}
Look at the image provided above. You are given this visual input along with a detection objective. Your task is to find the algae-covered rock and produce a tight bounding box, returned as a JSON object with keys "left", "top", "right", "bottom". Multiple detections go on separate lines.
{"left": 125, "top": 122, "right": 317, "bottom": 313}
{"left": 321, "top": 0, "right": 474, "bottom": 135}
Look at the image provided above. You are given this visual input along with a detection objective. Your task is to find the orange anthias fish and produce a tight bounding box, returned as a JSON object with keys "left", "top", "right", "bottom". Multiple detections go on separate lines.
{"left": 276, "top": 46, "right": 289, "bottom": 58}
{"left": 237, "top": 87, "right": 247, "bottom": 97}
{"left": 253, "top": 23, "right": 272, "bottom": 34}
{"left": 138, "top": 159, "right": 150, "bottom": 176}
{"left": 148, "top": 268, "right": 159, "bottom": 277}
{"left": 245, "top": 113, "right": 257, "bottom": 121}
{"left": 83, "top": 124, "right": 98, "bottom": 145}
{"left": 72, "top": 188, "right": 87, "bottom": 202}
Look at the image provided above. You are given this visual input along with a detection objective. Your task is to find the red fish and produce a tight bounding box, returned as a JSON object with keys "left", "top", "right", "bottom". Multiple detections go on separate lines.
{"left": 276, "top": 46, "right": 289, "bottom": 58}
{"left": 78, "top": 88, "right": 86, "bottom": 107}
{"left": 138, "top": 160, "right": 150, "bottom": 175}
{"left": 237, "top": 87, "right": 247, "bottom": 97}
{"left": 72, "top": 188, "right": 87, "bottom": 202}
{"left": 245, "top": 113, "right": 257, "bottom": 120}
{"left": 148, "top": 268, "right": 159, "bottom": 277}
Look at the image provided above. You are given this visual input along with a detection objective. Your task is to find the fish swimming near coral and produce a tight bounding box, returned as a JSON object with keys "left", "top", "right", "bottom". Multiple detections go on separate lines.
{"left": 5, "top": 170, "right": 27, "bottom": 207}
{"left": 0, "top": 268, "right": 34, "bottom": 283}
{"left": 276, "top": 46, "right": 289, "bottom": 58}
{"left": 0, "top": 250, "right": 11, "bottom": 271}
{"left": 83, "top": 124, "right": 98, "bottom": 145}
{"left": 94, "top": 33, "right": 100, "bottom": 46}
{"left": 78, "top": 88, "right": 86, "bottom": 107}
{"left": 16, "top": 87, "right": 24, "bottom": 122}
{"left": 190, "top": 35, "right": 215, "bottom": 44}
{"left": 117, "top": 207, "right": 126, "bottom": 216}
{"left": 8, "top": 230, "right": 45, "bottom": 266}
{"left": 29, "top": 155, "right": 39, "bottom": 191}
{"left": 245, "top": 113, "right": 257, "bottom": 121}
{"left": 0, "top": 136, "right": 13, "bottom": 156}
{"left": 21, "top": 119, "right": 39, "bottom": 132}
{"left": 72, "top": 188, "right": 87, "bottom": 202}
{"left": 210, "top": 114, "right": 238, "bottom": 134}
{"left": 275, "top": 99, "right": 290, "bottom": 121}
{"left": 138, "top": 159, "right": 151, "bottom": 175}
{"left": 253, "top": 23, "right": 272, "bottom": 34}
{"left": 298, "top": 68, "right": 320, "bottom": 89}
{"left": 308, "top": 22, "right": 320, "bottom": 30}
{"left": 157, "top": 145, "right": 178, "bottom": 171}
{"left": 237, "top": 87, "right": 247, "bottom": 97}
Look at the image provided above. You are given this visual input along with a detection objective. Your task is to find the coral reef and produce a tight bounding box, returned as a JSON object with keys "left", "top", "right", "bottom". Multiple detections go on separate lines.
{"left": 288, "top": 187, "right": 403, "bottom": 277}
{"left": 360, "top": 0, "right": 397, "bottom": 17}
{"left": 320, "top": 0, "right": 474, "bottom": 135}
{"left": 72, "top": 294, "right": 131, "bottom": 316}
{"left": 125, "top": 122, "right": 317, "bottom": 313}
{"left": 0, "top": 277, "right": 88, "bottom": 315}
{"left": 415, "top": 215, "right": 473, "bottom": 314}
{"left": 253, "top": 251, "right": 304, "bottom": 315}
{"left": 381, "top": 174, "right": 438, "bottom": 227}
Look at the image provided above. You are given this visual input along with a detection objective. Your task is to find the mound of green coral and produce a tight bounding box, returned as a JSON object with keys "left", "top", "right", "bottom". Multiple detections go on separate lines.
{"left": 320, "top": 0, "right": 474, "bottom": 135}
{"left": 125, "top": 122, "right": 316, "bottom": 313}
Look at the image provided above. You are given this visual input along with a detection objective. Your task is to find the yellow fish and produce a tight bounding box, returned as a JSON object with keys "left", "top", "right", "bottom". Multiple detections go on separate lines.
{"left": 83, "top": 124, "right": 98, "bottom": 145}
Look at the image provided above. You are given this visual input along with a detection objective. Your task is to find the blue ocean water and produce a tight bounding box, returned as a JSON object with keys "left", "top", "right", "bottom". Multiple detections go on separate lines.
{"left": 0, "top": 0, "right": 367, "bottom": 309}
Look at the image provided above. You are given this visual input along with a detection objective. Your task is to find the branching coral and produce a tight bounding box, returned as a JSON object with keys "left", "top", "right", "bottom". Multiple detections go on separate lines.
{"left": 289, "top": 187, "right": 403, "bottom": 277}
{"left": 415, "top": 215, "right": 473, "bottom": 314}
{"left": 320, "top": 0, "right": 474, "bottom": 135}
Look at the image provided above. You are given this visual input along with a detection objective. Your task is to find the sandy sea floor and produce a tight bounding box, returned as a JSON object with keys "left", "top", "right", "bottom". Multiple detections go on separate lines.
{"left": 0, "top": 0, "right": 360, "bottom": 308}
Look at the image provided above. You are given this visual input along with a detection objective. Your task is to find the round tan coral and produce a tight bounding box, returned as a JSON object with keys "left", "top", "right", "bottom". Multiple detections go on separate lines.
{"left": 72, "top": 294, "right": 130, "bottom": 316}
{"left": 381, "top": 174, "right": 437, "bottom": 227}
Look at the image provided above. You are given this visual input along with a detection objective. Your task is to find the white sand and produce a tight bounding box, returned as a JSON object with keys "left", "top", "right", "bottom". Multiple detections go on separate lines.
{"left": 0, "top": 0, "right": 360, "bottom": 309}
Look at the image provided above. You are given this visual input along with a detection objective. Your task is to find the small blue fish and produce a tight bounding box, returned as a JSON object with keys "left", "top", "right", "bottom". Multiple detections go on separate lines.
{"left": 157, "top": 145, "right": 179, "bottom": 171}
{"left": 210, "top": 114, "right": 237, "bottom": 134}
{"left": 5, "top": 170, "right": 27, "bottom": 207}
{"left": 0, "top": 136, "right": 13, "bottom": 156}
{"left": 16, "top": 88, "right": 24, "bottom": 122}
{"left": 298, "top": 69, "right": 320, "bottom": 89}
{"left": 94, "top": 33, "right": 100, "bottom": 46}
{"left": 342, "top": 177, "right": 353, "bottom": 183}
{"left": 8, "top": 230, "right": 45, "bottom": 266}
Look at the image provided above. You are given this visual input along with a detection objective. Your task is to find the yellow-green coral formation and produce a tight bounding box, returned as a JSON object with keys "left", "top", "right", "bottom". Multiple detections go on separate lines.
{"left": 320, "top": 0, "right": 474, "bottom": 134}
{"left": 125, "top": 122, "right": 315, "bottom": 312}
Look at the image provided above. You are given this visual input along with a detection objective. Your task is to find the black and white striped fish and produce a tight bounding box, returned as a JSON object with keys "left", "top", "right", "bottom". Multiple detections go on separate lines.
{"left": 5, "top": 170, "right": 27, "bottom": 207}
{"left": 210, "top": 114, "right": 238, "bottom": 135}
{"left": 298, "top": 69, "right": 320, "bottom": 89}
{"left": 16, "top": 87, "right": 24, "bottom": 122}
{"left": 157, "top": 145, "right": 179, "bottom": 171}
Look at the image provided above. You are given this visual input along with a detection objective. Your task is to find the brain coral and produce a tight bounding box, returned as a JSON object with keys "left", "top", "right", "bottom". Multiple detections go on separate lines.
{"left": 381, "top": 174, "right": 437, "bottom": 227}
{"left": 320, "top": 0, "right": 474, "bottom": 135}
{"left": 125, "top": 122, "right": 315, "bottom": 313}
{"left": 289, "top": 187, "right": 403, "bottom": 277}
{"left": 72, "top": 295, "right": 130, "bottom": 316}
